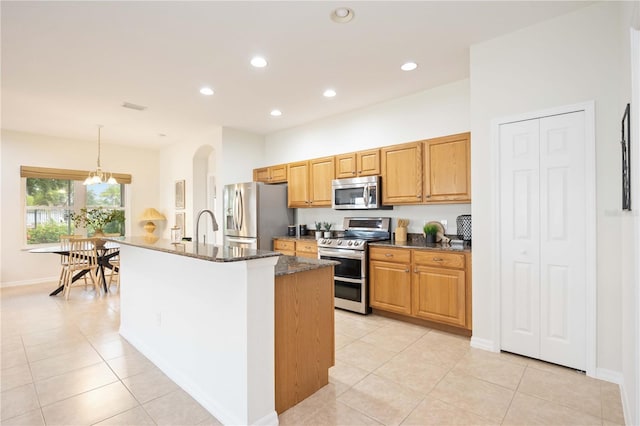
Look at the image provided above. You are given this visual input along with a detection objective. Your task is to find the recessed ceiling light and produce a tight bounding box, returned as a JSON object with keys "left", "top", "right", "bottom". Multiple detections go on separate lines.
{"left": 401, "top": 62, "right": 418, "bottom": 71}
{"left": 330, "top": 7, "right": 355, "bottom": 23}
{"left": 270, "top": 109, "right": 282, "bottom": 117}
{"left": 323, "top": 89, "right": 337, "bottom": 98}
{"left": 251, "top": 56, "right": 268, "bottom": 68}
{"left": 199, "top": 87, "right": 214, "bottom": 96}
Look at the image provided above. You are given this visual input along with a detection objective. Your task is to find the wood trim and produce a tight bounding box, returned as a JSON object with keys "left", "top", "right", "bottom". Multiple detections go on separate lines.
{"left": 371, "top": 308, "right": 472, "bottom": 337}
{"left": 20, "top": 165, "right": 132, "bottom": 184}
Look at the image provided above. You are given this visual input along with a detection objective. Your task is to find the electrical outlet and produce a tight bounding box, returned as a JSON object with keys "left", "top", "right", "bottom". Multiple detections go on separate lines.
{"left": 441, "top": 219, "right": 448, "bottom": 232}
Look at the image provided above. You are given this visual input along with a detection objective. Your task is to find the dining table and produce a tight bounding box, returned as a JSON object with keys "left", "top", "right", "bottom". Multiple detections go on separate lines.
{"left": 29, "top": 241, "right": 120, "bottom": 296}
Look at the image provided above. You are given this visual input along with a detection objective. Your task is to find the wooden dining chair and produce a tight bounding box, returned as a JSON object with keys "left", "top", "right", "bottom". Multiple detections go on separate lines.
{"left": 62, "top": 238, "right": 101, "bottom": 300}
{"left": 58, "top": 234, "right": 82, "bottom": 288}
{"left": 103, "top": 247, "right": 120, "bottom": 292}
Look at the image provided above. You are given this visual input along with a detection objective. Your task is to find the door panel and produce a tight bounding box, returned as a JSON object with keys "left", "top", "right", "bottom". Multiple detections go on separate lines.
{"left": 539, "top": 111, "right": 586, "bottom": 369}
{"left": 500, "top": 119, "right": 541, "bottom": 358}
{"left": 500, "top": 111, "right": 587, "bottom": 371}
{"left": 413, "top": 266, "right": 465, "bottom": 327}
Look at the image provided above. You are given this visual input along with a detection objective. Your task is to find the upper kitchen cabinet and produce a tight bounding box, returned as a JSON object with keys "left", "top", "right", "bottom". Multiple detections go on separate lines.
{"left": 335, "top": 149, "right": 380, "bottom": 178}
{"left": 381, "top": 142, "right": 423, "bottom": 205}
{"left": 423, "top": 132, "right": 471, "bottom": 203}
{"left": 253, "top": 164, "right": 287, "bottom": 183}
{"left": 287, "top": 157, "right": 335, "bottom": 207}
{"left": 287, "top": 161, "right": 310, "bottom": 207}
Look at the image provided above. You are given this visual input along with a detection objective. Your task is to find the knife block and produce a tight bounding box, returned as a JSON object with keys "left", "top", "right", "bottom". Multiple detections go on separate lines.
{"left": 395, "top": 226, "right": 407, "bottom": 243}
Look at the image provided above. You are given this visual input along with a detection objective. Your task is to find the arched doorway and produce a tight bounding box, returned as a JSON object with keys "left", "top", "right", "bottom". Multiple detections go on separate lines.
{"left": 192, "top": 145, "right": 218, "bottom": 244}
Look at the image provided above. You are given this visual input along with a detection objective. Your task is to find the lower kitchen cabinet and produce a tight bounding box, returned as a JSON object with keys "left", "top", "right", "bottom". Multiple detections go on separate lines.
{"left": 369, "top": 246, "right": 471, "bottom": 330}
{"left": 413, "top": 265, "right": 466, "bottom": 327}
{"left": 273, "top": 238, "right": 318, "bottom": 258}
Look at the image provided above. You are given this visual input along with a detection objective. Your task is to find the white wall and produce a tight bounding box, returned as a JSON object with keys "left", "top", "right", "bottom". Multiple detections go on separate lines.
{"left": 0, "top": 129, "right": 160, "bottom": 286}
{"left": 157, "top": 127, "right": 264, "bottom": 244}
{"left": 265, "top": 80, "right": 472, "bottom": 235}
{"left": 470, "top": 0, "right": 626, "bottom": 380}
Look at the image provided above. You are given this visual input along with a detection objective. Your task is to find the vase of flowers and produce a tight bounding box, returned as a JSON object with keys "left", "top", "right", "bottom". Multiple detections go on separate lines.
{"left": 70, "top": 207, "right": 124, "bottom": 247}
{"left": 314, "top": 221, "right": 323, "bottom": 240}
{"left": 323, "top": 222, "right": 332, "bottom": 238}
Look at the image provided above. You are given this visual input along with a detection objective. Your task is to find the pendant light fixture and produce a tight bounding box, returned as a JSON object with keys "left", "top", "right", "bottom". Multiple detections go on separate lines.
{"left": 83, "top": 125, "right": 117, "bottom": 185}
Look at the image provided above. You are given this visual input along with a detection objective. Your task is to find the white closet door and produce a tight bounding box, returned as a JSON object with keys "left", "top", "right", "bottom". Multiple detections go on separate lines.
{"left": 539, "top": 111, "right": 586, "bottom": 369}
{"left": 499, "top": 111, "right": 587, "bottom": 371}
{"left": 500, "top": 119, "right": 541, "bottom": 359}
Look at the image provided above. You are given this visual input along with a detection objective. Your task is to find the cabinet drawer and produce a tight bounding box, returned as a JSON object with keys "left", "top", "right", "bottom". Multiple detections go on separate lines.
{"left": 296, "top": 241, "right": 318, "bottom": 254}
{"left": 274, "top": 239, "right": 295, "bottom": 251}
{"left": 369, "top": 246, "right": 411, "bottom": 263}
{"left": 412, "top": 251, "right": 465, "bottom": 269}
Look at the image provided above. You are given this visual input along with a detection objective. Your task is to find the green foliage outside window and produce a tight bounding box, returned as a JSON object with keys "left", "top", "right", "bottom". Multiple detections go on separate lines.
{"left": 27, "top": 221, "right": 74, "bottom": 244}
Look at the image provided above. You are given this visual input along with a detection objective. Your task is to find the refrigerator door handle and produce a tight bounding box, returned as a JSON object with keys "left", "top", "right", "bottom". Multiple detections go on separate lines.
{"left": 238, "top": 188, "right": 244, "bottom": 231}
{"left": 234, "top": 189, "right": 240, "bottom": 230}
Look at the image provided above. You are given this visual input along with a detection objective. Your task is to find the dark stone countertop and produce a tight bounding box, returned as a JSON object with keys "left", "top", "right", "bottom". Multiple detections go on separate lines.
{"left": 272, "top": 235, "right": 319, "bottom": 241}
{"left": 113, "top": 237, "right": 282, "bottom": 262}
{"left": 370, "top": 238, "right": 472, "bottom": 253}
{"left": 275, "top": 255, "right": 338, "bottom": 276}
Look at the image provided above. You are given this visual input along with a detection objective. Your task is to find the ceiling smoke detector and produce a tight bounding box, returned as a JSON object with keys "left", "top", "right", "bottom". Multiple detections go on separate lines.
{"left": 122, "top": 102, "right": 147, "bottom": 111}
{"left": 330, "top": 7, "right": 354, "bottom": 23}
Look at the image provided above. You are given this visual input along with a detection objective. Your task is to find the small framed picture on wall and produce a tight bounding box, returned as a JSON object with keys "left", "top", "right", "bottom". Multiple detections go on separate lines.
{"left": 175, "top": 212, "right": 185, "bottom": 233}
{"left": 175, "top": 180, "right": 185, "bottom": 209}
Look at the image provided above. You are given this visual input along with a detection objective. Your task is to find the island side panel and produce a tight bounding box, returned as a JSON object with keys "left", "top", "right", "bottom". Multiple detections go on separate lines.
{"left": 274, "top": 265, "right": 335, "bottom": 414}
{"left": 118, "top": 244, "right": 278, "bottom": 426}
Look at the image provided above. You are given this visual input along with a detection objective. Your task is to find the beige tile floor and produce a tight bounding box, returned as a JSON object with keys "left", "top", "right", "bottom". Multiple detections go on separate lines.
{"left": 1, "top": 282, "right": 625, "bottom": 425}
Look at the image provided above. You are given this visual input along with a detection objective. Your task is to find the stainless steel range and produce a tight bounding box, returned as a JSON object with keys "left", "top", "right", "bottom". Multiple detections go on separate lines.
{"left": 317, "top": 217, "right": 391, "bottom": 314}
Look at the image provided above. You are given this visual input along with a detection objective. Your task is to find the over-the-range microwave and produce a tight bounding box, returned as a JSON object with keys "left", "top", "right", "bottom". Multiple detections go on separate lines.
{"left": 331, "top": 176, "right": 391, "bottom": 210}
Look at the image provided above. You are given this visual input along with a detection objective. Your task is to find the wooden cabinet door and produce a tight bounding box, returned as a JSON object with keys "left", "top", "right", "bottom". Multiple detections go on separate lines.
{"left": 412, "top": 265, "right": 466, "bottom": 327}
{"left": 335, "top": 153, "right": 357, "bottom": 179}
{"left": 369, "top": 260, "right": 412, "bottom": 315}
{"left": 381, "top": 142, "right": 423, "bottom": 204}
{"left": 270, "top": 164, "right": 288, "bottom": 183}
{"left": 253, "top": 167, "right": 270, "bottom": 182}
{"left": 287, "top": 161, "right": 309, "bottom": 208}
{"left": 424, "top": 132, "right": 471, "bottom": 203}
{"left": 357, "top": 149, "right": 380, "bottom": 176}
{"left": 309, "top": 156, "right": 335, "bottom": 207}
{"left": 296, "top": 240, "right": 318, "bottom": 258}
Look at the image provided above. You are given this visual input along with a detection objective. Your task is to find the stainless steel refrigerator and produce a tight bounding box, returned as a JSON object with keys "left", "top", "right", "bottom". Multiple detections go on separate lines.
{"left": 222, "top": 182, "right": 293, "bottom": 250}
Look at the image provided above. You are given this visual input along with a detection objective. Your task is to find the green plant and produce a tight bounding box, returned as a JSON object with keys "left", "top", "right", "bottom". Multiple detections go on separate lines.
{"left": 70, "top": 207, "right": 124, "bottom": 234}
{"left": 423, "top": 223, "right": 439, "bottom": 236}
{"left": 27, "top": 221, "right": 71, "bottom": 244}
{"left": 323, "top": 222, "right": 332, "bottom": 231}
{"left": 314, "top": 221, "right": 322, "bottom": 231}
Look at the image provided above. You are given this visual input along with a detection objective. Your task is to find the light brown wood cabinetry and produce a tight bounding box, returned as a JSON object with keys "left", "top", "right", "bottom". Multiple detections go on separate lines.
{"left": 424, "top": 132, "right": 471, "bottom": 203}
{"left": 369, "top": 255, "right": 412, "bottom": 316}
{"left": 275, "top": 266, "right": 334, "bottom": 413}
{"left": 295, "top": 240, "right": 318, "bottom": 259}
{"left": 381, "top": 142, "right": 423, "bottom": 205}
{"left": 273, "top": 238, "right": 318, "bottom": 258}
{"left": 253, "top": 164, "right": 288, "bottom": 183}
{"left": 287, "top": 157, "right": 335, "bottom": 208}
{"left": 273, "top": 239, "right": 296, "bottom": 256}
{"left": 369, "top": 246, "right": 471, "bottom": 330}
{"left": 335, "top": 149, "right": 381, "bottom": 178}
{"left": 287, "top": 161, "right": 310, "bottom": 207}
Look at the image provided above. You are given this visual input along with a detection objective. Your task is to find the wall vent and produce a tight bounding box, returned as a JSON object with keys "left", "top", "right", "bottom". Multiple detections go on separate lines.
{"left": 122, "top": 102, "right": 147, "bottom": 111}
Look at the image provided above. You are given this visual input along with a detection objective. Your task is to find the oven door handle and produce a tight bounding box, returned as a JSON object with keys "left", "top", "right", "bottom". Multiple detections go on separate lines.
{"left": 335, "top": 276, "right": 363, "bottom": 284}
{"left": 318, "top": 248, "right": 365, "bottom": 259}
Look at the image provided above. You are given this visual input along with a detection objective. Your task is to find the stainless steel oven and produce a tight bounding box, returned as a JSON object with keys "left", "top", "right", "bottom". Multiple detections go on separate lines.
{"left": 317, "top": 217, "right": 391, "bottom": 314}
{"left": 318, "top": 246, "right": 367, "bottom": 313}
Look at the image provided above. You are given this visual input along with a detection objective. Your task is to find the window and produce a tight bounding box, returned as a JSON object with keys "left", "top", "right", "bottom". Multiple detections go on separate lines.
{"left": 22, "top": 166, "right": 131, "bottom": 245}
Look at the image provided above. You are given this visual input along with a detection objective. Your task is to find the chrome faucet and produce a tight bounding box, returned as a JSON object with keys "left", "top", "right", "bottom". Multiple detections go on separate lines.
{"left": 195, "top": 209, "right": 219, "bottom": 246}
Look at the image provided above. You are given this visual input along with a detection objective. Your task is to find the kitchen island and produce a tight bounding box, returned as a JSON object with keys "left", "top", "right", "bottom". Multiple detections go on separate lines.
{"left": 115, "top": 237, "right": 336, "bottom": 425}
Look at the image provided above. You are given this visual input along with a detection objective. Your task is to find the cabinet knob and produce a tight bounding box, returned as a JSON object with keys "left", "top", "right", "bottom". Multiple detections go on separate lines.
{"left": 414, "top": 268, "right": 418, "bottom": 273}
{"left": 433, "top": 257, "right": 443, "bottom": 262}
{"left": 405, "top": 268, "right": 410, "bottom": 273}
{"left": 425, "top": 194, "right": 431, "bottom": 198}
{"left": 385, "top": 253, "right": 393, "bottom": 257}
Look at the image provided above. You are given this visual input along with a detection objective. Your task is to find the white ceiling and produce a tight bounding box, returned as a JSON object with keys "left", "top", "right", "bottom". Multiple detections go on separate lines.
{"left": 1, "top": 1, "right": 593, "bottom": 148}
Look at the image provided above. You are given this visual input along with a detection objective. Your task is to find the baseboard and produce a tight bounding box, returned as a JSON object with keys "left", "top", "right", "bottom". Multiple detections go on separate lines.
{"left": 120, "top": 327, "right": 278, "bottom": 426}
{"left": 1, "top": 276, "right": 57, "bottom": 288}
{"left": 595, "top": 368, "right": 623, "bottom": 385}
{"left": 470, "top": 336, "right": 498, "bottom": 352}
{"left": 619, "top": 379, "right": 633, "bottom": 426}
